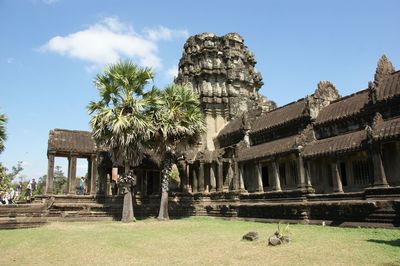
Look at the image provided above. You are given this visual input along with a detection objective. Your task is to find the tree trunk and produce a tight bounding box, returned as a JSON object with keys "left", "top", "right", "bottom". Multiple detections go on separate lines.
{"left": 158, "top": 158, "right": 172, "bottom": 220}
{"left": 121, "top": 162, "right": 135, "bottom": 222}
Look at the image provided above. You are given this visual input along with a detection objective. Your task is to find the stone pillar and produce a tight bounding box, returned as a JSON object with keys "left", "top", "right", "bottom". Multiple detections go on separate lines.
{"left": 46, "top": 154, "right": 55, "bottom": 194}
{"left": 177, "top": 160, "right": 187, "bottom": 192}
{"left": 305, "top": 161, "right": 313, "bottom": 188}
{"left": 332, "top": 161, "right": 344, "bottom": 193}
{"left": 192, "top": 165, "right": 198, "bottom": 193}
{"left": 371, "top": 145, "right": 389, "bottom": 187}
{"left": 209, "top": 163, "right": 216, "bottom": 192}
{"left": 89, "top": 155, "right": 97, "bottom": 195}
{"left": 198, "top": 162, "right": 205, "bottom": 192}
{"left": 233, "top": 161, "right": 240, "bottom": 191}
{"left": 239, "top": 164, "right": 246, "bottom": 192}
{"left": 112, "top": 167, "right": 118, "bottom": 181}
{"left": 217, "top": 161, "right": 223, "bottom": 192}
{"left": 68, "top": 156, "right": 77, "bottom": 194}
{"left": 256, "top": 162, "right": 264, "bottom": 192}
{"left": 271, "top": 160, "right": 281, "bottom": 191}
{"left": 297, "top": 155, "right": 306, "bottom": 189}
{"left": 106, "top": 173, "right": 111, "bottom": 196}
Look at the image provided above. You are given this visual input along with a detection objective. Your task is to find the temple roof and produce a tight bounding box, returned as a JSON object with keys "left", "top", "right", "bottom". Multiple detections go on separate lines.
{"left": 48, "top": 129, "right": 97, "bottom": 155}
{"left": 218, "top": 116, "right": 245, "bottom": 139}
{"left": 375, "top": 71, "right": 400, "bottom": 102}
{"left": 237, "top": 135, "right": 298, "bottom": 162}
{"left": 373, "top": 116, "right": 400, "bottom": 141}
{"left": 303, "top": 130, "right": 366, "bottom": 158}
{"left": 314, "top": 89, "right": 369, "bottom": 126}
{"left": 251, "top": 99, "right": 307, "bottom": 134}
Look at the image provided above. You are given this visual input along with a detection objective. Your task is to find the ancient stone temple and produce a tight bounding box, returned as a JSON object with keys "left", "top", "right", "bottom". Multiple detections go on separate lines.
{"left": 176, "top": 32, "right": 275, "bottom": 150}
{"left": 40, "top": 33, "right": 400, "bottom": 227}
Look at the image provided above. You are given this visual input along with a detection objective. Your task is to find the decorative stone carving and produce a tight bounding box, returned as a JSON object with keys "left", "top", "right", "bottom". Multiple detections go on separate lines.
{"left": 307, "top": 81, "right": 340, "bottom": 120}
{"left": 374, "top": 55, "right": 395, "bottom": 86}
{"left": 176, "top": 32, "right": 275, "bottom": 151}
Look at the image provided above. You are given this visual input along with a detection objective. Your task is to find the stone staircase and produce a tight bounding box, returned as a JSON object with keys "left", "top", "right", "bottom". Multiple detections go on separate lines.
{"left": 0, "top": 203, "right": 48, "bottom": 229}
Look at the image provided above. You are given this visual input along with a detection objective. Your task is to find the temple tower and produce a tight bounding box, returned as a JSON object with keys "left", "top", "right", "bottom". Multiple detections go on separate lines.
{"left": 176, "top": 32, "right": 274, "bottom": 150}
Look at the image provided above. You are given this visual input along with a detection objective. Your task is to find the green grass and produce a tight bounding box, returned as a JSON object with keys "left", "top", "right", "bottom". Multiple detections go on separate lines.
{"left": 0, "top": 217, "right": 399, "bottom": 265}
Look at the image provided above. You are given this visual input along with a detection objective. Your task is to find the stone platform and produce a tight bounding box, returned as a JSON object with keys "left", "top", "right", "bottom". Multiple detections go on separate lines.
{"left": 1, "top": 188, "right": 399, "bottom": 229}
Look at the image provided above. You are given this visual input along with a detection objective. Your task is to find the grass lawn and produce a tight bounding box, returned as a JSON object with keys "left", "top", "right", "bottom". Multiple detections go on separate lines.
{"left": 0, "top": 217, "right": 399, "bottom": 265}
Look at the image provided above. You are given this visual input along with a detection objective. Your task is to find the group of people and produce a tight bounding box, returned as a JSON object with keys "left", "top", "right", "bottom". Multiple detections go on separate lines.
{"left": 0, "top": 178, "right": 37, "bottom": 205}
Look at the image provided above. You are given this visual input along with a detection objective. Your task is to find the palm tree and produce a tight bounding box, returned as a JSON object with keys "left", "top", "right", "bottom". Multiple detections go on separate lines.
{"left": 88, "top": 60, "right": 154, "bottom": 222}
{"left": 149, "top": 84, "right": 206, "bottom": 220}
{"left": 0, "top": 114, "right": 7, "bottom": 154}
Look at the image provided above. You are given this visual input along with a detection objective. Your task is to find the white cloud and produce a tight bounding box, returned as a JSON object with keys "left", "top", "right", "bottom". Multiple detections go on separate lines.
{"left": 40, "top": 17, "right": 189, "bottom": 70}
{"left": 144, "top": 26, "right": 189, "bottom": 41}
{"left": 165, "top": 65, "right": 178, "bottom": 81}
{"left": 6, "top": 58, "right": 14, "bottom": 64}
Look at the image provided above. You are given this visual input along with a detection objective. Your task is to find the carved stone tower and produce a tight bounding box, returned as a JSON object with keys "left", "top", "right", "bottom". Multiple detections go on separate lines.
{"left": 176, "top": 32, "right": 274, "bottom": 150}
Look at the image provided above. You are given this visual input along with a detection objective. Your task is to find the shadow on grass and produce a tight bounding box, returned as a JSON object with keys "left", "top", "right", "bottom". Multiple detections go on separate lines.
{"left": 367, "top": 239, "right": 400, "bottom": 247}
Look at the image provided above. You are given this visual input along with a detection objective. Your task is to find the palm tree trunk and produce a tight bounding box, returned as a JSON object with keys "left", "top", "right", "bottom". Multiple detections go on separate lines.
{"left": 121, "top": 162, "right": 136, "bottom": 222}
{"left": 158, "top": 158, "right": 172, "bottom": 220}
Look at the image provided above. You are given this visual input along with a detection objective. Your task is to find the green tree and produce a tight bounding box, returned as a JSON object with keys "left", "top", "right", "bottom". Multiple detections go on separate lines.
{"left": 0, "top": 114, "right": 7, "bottom": 153}
{"left": 149, "top": 84, "right": 205, "bottom": 220}
{"left": 6, "top": 161, "right": 23, "bottom": 183}
{"left": 88, "top": 60, "right": 154, "bottom": 222}
{"left": 36, "top": 174, "right": 47, "bottom": 195}
{"left": 53, "top": 166, "right": 67, "bottom": 194}
{"left": 0, "top": 114, "right": 7, "bottom": 193}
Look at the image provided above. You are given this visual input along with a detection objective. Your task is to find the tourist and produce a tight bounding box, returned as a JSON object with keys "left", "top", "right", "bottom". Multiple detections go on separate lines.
{"left": 0, "top": 192, "right": 8, "bottom": 205}
{"left": 111, "top": 179, "right": 117, "bottom": 196}
{"left": 79, "top": 177, "right": 85, "bottom": 195}
{"left": 25, "top": 181, "right": 32, "bottom": 202}
{"left": 7, "top": 188, "right": 15, "bottom": 204}
{"left": 16, "top": 181, "right": 22, "bottom": 199}
{"left": 31, "top": 178, "right": 37, "bottom": 193}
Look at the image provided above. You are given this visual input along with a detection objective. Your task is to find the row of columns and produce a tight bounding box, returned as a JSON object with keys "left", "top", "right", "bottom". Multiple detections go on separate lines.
{"left": 186, "top": 161, "right": 235, "bottom": 193}
{"left": 249, "top": 143, "right": 388, "bottom": 194}
{"left": 45, "top": 154, "right": 98, "bottom": 195}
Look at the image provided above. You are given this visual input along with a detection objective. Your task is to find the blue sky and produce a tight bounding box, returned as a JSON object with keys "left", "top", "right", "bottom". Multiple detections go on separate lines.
{"left": 0, "top": 0, "right": 399, "bottom": 180}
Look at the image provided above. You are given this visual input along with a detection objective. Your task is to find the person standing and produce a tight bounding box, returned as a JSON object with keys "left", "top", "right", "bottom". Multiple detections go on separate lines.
{"left": 25, "top": 181, "right": 32, "bottom": 202}
{"left": 31, "top": 178, "right": 37, "bottom": 193}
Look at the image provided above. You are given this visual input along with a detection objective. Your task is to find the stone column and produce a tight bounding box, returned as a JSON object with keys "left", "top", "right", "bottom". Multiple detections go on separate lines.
{"left": 192, "top": 165, "right": 198, "bottom": 193}
{"left": 217, "top": 161, "right": 223, "bottom": 192}
{"left": 233, "top": 161, "right": 240, "bottom": 191}
{"left": 46, "top": 154, "right": 55, "bottom": 194}
{"left": 209, "top": 163, "right": 216, "bottom": 192}
{"left": 198, "top": 162, "right": 205, "bottom": 192}
{"left": 106, "top": 173, "right": 111, "bottom": 196}
{"left": 68, "top": 156, "right": 77, "bottom": 194}
{"left": 256, "top": 162, "right": 264, "bottom": 192}
{"left": 371, "top": 145, "right": 389, "bottom": 187}
{"left": 297, "top": 155, "right": 306, "bottom": 189}
{"left": 112, "top": 167, "right": 118, "bottom": 181}
{"left": 89, "top": 155, "right": 97, "bottom": 195}
{"left": 239, "top": 164, "right": 246, "bottom": 192}
{"left": 305, "top": 161, "right": 313, "bottom": 188}
{"left": 271, "top": 160, "right": 281, "bottom": 191}
{"left": 178, "top": 160, "right": 187, "bottom": 192}
{"left": 332, "top": 161, "right": 344, "bottom": 193}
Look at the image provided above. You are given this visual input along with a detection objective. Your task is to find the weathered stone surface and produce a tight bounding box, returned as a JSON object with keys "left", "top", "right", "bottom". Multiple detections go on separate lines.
{"left": 374, "top": 55, "right": 395, "bottom": 86}
{"left": 242, "top": 231, "right": 258, "bottom": 241}
{"left": 176, "top": 32, "right": 275, "bottom": 150}
{"left": 268, "top": 234, "right": 282, "bottom": 246}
